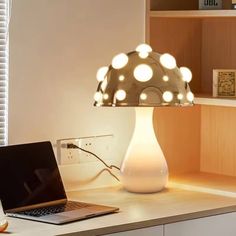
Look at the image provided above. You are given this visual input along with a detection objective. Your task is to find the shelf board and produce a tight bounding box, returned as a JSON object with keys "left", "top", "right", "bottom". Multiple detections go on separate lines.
{"left": 169, "top": 172, "right": 236, "bottom": 198}
{"left": 194, "top": 96, "right": 236, "bottom": 107}
{"left": 150, "top": 10, "right": 236, "bottom": 18}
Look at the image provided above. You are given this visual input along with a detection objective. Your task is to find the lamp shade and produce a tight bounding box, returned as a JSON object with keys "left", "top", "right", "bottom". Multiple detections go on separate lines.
{"left": 94, "top": 44, "right": 194, "bottom": 107}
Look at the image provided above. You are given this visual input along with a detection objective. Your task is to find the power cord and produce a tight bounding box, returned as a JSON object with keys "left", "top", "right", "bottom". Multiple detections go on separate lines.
{"left": 66, "top": 143, "right": 120, "bottom": 181}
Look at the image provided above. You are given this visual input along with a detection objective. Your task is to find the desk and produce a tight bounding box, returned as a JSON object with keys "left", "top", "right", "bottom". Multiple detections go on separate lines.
{"left": 5, "top": 186, "right": 236, "bottom": 235}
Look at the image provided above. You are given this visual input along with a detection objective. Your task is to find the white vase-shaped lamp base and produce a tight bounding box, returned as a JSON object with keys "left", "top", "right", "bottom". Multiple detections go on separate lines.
{"left": 121, "top": 107, "right": 168, "bottom": 193}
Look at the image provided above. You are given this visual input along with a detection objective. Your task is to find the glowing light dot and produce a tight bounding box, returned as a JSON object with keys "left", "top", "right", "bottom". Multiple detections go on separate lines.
{"left": 133, "top": 64, "right": 153, "bottom": 82}
{"left": 112, "top": 53, "right": 128, "bottom": 69}
{"left": 119, "top": 75, "right": 125, "bottom": 81}
{"left": 96, "top": 66, "right": 108, "bottom": 82}
{"left": 103, "top": 94, "right": 109, "bottom": 100}
{"left": 140, "top": 93, "right": 147, "bottom": 100}
{"left": 163, "top": 75, "right": 169, "bottom": 82}
{"left": 180, "top": 67, "right": 192, "bottom": 83}
{"left": 160, "top": 53, "right": 176, "bottom": 69}
{"left": 177, "top": 93, "right": 183, "bottom": 100}
{"left": 163, "top": 91, "right": 173, "bottom": 102}
{"left": 139, "top": 51, "right": 149, "bottom": 59}
{"left": 115, "top": 90, "right": 126, "bottom": 101}
{"left": 94, "top": 92, "right": 102, "bottom": 102}
{"left": 136, "top": 44, "right": 152, "bottom": 53}
{"left": 187, "top": 91, "right": 194, "bottom": 102}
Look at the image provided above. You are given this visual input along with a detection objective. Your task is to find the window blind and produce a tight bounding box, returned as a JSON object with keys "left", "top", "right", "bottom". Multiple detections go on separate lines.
{"left": 0, "top": 0, "right": 9, "bottom": 145}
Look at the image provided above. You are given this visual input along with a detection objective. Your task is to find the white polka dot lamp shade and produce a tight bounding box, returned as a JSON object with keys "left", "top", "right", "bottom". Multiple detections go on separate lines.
{"left": 94, "top": 44, "right": 194, "bottom": 107}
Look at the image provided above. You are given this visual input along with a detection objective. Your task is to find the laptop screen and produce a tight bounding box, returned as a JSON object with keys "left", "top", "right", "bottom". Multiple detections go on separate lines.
{"left": 0, "top": 141, "right": 67, "bottom": 210}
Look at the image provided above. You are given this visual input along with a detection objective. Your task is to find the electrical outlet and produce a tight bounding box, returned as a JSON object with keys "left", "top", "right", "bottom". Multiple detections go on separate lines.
{"left": 77, "top": 135, "right": 113, "bottom": 163}
{"left": 59, "top": 141, "right": 80, "bottom": 165}
{"left": 57, "top": 135, "right": 113, "bottom": 165}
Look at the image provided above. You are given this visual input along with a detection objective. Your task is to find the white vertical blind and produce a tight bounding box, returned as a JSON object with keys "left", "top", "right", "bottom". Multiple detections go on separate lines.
{"left": 0, "top": 0, "right": 9, "bottom": 145}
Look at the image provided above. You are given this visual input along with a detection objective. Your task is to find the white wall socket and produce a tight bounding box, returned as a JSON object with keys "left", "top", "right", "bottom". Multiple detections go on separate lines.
{"left": 57, "top": 135, "right": 113, "bottom": 165}
{"left": 78, "top": 135, "right": 112, "bottom": 163}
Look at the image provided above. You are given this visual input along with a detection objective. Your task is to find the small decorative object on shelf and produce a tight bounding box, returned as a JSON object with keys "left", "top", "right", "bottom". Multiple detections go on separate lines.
{"left": 199, "top": 0, "right": 222, "bottom": 9}
{"left": 213, "top": 69, "right": 236, "bottom": 97}
{"left": 232, "top": 0, "right": 236, "bottom": 9}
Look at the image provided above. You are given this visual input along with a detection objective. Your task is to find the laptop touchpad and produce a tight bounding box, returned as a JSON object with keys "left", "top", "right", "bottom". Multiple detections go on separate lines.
{"left": 59, "top": 208, "right": 95, "bottom": 218}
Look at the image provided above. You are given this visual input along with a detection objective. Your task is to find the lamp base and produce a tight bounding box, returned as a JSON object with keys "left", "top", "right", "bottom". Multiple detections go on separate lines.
{"left": 120, "top": 107, "right": 168, "bottom": 193}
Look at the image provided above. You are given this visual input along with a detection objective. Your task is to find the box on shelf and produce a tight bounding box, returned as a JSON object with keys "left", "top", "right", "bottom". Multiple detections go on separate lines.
{"left": 199, "top": 0, "right": 222, "bottom": 9}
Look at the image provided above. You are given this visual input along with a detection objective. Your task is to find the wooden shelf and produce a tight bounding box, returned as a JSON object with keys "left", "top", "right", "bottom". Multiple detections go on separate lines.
{"left": 150, "top": 10, "right": 236, "bottom": 18}
{"left": 194, "top": 96, "right": 236, "bottom": 107}
{"left": 169, "top": 172, "right": 236, "bottom": 197}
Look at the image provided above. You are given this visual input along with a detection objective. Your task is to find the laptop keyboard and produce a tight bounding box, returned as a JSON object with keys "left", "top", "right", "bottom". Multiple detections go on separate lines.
{"left": 17, "top": 201, "right": 90, "bottom": 217}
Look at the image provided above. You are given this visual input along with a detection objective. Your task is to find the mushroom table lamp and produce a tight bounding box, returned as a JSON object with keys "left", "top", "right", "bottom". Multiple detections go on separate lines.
{"left": 94, "top": 44, "right": 194, "bottom": 193}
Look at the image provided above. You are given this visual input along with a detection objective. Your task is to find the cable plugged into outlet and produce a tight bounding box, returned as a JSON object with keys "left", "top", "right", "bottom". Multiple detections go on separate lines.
{"left": 57, "top": 135, "right": 114, "bottom": 166}
{"left": 64, "top": 142, "right": 120, "bottom": 171}
{"left": 57, "top": 135, "right": 120, "bottom": 182}
{"left": 78, "top": 136, "right": 112, "bottom": 163}
{"left": 59, "top": 142, "right": 79, "bottom": 165}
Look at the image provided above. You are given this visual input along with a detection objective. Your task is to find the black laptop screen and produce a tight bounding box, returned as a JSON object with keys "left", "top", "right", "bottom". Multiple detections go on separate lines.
{"left": 0, "top": 141, "right": 67, "bottom": 210}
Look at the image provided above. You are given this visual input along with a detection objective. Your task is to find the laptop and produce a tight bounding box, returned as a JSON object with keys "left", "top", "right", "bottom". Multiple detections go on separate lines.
{"left": 0, "top": 141, "right": 119, "bottom": 224}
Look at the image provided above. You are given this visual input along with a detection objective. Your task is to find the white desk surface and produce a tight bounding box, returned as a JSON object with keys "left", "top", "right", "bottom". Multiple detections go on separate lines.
{"left": 5, "top": 185, "right": 236, "bottom": 236}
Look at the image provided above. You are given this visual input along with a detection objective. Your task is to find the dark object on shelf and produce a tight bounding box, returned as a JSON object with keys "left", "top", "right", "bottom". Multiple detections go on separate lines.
{"left": 199, "top": 0, "right": 222, "bottom": 9}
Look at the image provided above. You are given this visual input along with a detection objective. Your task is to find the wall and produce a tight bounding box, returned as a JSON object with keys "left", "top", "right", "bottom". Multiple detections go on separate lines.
{"left": 154, "top": 105, "right": 201, "bottom": 176}
{"left": 9, "top": 0, "right": 145, "bottom": 190}
{"left": 154, "top": 104, "right": 236, "bottom": 178}
{"left": 201, "top": 105, "right": 236, "bottom": 177}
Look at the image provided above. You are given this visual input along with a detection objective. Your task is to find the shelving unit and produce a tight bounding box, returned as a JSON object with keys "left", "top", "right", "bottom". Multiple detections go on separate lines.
{"left": 150, "top": 10, "right": 236, "bottom": 18}
{"left": 148, "top": 0, "right": 236, "bottom": 202}
{"left": 150, "top": 0, "right": 233, "bottom": 11}
{"left": 147, "top": 0, "right": 236, "bottom": 106}
{"left": 195, "top": 96, "right": 236, "bottom": 106}
{"left": 154, "top": 105, "right": 236, "bottom": 196}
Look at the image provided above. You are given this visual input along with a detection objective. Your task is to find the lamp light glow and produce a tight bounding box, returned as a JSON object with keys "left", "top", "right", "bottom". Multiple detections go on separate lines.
{"left": 119, "top": 75, "right": 125, "bottom": 81}
{"left": 112, "top": 53, "right": 128, "bottom": 69}
{"left": 163, "top": 91, "right": 173, "bottom": 102}
{"left": 177, "top": 93, "right": 184, "bottom": 100}
{"left": 160, "top": 53, "right": 176, "bottom": 69}
{"left": 187, "top": 91, "right": 194, "bottom": 102}
{"left": 115, "top": 90, "right": 126, "bottom": 101}
{"left": 133, "top": 64, "right": 153, "bottom": 82}
{"left": 180, "top": 67, "right": 192, "bottom": 83}
{"left": 103, "top": 93, "right": 109, "bottom": 100}
{"left": 96, "top": 66, "right": 108, "bottom": 82}
{"left": 136, "top": 44, "right": 152, "bottom": 59}
{"left": 140, "top": 93, "right": 147, "bottom": 100}
{"left": 136, "top": 43, "right": 152, "bottom": 53}
{"left": 162, "top": 75, "right": 169, "bottom": 82}
{"left": 138, "top": 51, "right": 149, "bottom": 59}
{"left": 121, "top": 107, "right": 168, "bottom": 193}
{"left": 94, "top": 92, "right": 102, "bottom": 102}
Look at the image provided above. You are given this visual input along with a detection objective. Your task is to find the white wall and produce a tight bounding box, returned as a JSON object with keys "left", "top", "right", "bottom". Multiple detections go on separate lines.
{"left": 9, "top": 0, "right": 145, "bottom": 190}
